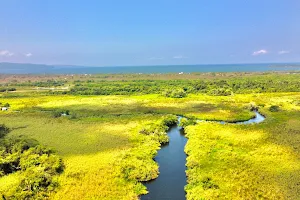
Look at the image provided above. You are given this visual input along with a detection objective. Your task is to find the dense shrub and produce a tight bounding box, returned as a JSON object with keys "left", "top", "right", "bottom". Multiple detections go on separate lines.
{"left": 66, "top": 74, "right": 300, "bottom": 96}
{"left": 162, "top": 115, "right": 178, "bottom": 126}
{"left": 53, "top": 111, "right": 62, "bottom": 118}
{"left": 269, "top": 105, "right": 280, "bottom": 112}
{"left": 162, "top": 88, "right": 187, "bottom": 98}
{"left": 3, "top": 103, "right": 10, "bottom": 108}
{"left": 0, "top": 124, "right": 9, "bottom": 138}
{"left": 14, "top": 80, "right": 66, "bottom": 87}
{"left": 179, "top": 118, "right": 197, "bottom": 128}
{"left": 120, "top": 115, "right": 177, "bottom": 183}
{"left": 208, "top": 88, "right": 232, "bottom": 96}
{"left": 245, "top": 102, "right": 259, "bottom": 111}
{"left": 52, "top": 110, "right": 70, "bottom": 118}
{"left": 139, "top": 115, "right": 177, "bottom": 144}
{"left": 0, "top": 88, "right": 16, "bottom": 92}
{"left": 139, "top": 123, "right": 169, "bottom": 144}
{"left": 0, "top": 127, "right": 63, "bottom": 199}
{"left": 120, "top": 146, "right": 159, "bottom": 182}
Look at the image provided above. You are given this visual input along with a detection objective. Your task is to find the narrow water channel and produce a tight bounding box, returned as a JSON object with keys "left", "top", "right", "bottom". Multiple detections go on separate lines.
{"left": 141, "top": 122, "right": 187, "bottom": 200}
{"left": 141, "top": 111, "right": 265, "bottom": 200}
{"left": 236, "top": 111, "right": 265, "bottom": 124}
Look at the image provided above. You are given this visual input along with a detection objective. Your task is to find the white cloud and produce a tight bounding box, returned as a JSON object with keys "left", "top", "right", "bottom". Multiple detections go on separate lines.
{"left": 173, "top": 55, "right": 188, "bottom": 59}
{"left": 252, "top": 49, "right": 267, "bottom": 56}
{"left": 24, "top": 53, "right": 33, "bottom": 57}
{"left": 278, "top": 50, "right": 290, "bottom": 55}
{"left": 149, "top": 57, "right": 163, "bottom": 60}
{"left": 0, "top": 50, "right": 14, "bottom": 57}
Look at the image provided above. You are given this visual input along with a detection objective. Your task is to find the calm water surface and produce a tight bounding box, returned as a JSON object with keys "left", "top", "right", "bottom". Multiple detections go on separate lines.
{"left": 141, "top": 124, "right": 187, "bottom": 200}
{"left": 219, "top": 111, "right": 265, "bottom": 124}
{"left": 236, "top": 111, "right": 265, "bottom": 124}
{"left": 1, "top": 63, "right": 300, "bottom": 74}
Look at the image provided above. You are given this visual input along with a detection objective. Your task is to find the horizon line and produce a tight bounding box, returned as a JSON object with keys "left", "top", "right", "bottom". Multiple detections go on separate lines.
{"left": 1, "top": 61, "right": 300, "bottom": 68}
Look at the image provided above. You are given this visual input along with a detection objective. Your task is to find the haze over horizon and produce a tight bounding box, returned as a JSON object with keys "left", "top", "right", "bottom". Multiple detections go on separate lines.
{"left": 0, "top": 0, "right": 299, "bottom": 66}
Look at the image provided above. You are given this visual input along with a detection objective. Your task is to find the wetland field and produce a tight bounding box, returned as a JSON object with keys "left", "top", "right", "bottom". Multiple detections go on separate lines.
{"left": 0, "top": 72, "right": 300, "bottom": 199}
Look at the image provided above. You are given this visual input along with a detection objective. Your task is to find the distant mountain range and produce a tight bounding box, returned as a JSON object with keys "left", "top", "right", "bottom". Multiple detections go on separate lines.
{"left": 0, "top": 62, "right": 87, "bottom": 74}
{"left": 0, "top": 62, "right": 53, "bottom": 71}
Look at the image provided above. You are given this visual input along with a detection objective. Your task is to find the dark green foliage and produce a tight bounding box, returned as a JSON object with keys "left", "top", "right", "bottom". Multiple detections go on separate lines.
{"left": 12, "top": 167, "right": 59, "bottom": 199}
{"left": 0, "top": 124, "right": 9, "bottom": 138}
{"left": 3, "top": 103, "right": 10, "bottom": 108}
{"left": 67, "top": 74, "right": 300, "bottom": 96}
{"left": 16, "top": 80, "right": 66, "bottom": 87}
{"left": 179, "top": 118, "right": 197, "bottom": 128}
{"left": 0, "top": 88, "right": 16, "bottom": 92}
{"left": 0, "top": 127, "right": 63, "bottom": 199}
{"left": 269, "top": 105, "right": 280, "bottom": 112}
{"left": 258, "top": 103, "right": 265, "bottom": 107}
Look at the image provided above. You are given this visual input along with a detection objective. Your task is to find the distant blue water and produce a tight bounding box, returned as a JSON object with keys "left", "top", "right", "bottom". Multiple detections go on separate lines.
{"left": 0, "top": 63, "right": 299, "bottom": 74}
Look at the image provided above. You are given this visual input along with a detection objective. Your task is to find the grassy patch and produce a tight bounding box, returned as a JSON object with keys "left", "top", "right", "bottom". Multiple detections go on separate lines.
{"left": 0, "top": 89, "right": 299, "bottom": 199}
{"left": 184, "top": 97, "right": 300, "bottom": 199}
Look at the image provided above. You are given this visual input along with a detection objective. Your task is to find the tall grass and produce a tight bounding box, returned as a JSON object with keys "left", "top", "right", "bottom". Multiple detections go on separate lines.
{"left": 184, "top": 94, "right": 300, "bottom": 200}
{"left": 0, "top": 92, "right": 299, "bottom": 199}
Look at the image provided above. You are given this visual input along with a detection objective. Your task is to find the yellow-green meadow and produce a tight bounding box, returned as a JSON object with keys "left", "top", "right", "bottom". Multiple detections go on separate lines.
{"left": 0, "top": 73, "right": 300, "bottom": 199}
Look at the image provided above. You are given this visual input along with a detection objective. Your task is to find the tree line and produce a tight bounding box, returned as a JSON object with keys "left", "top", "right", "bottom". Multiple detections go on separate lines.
{"left": 68, "top": 78, "right": 300, "bottom": 97}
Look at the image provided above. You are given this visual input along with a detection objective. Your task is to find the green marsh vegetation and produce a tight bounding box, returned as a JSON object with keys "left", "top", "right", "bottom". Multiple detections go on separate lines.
{"left": 0, "top": 124, "right": 63, "bottom": 199}
{"left": 67, "top": 72, "right": 300, "bottom": 96}
{"left": 184, "top": 94, "right": 300, "bottom": 199}
{"left": 0, "top": 72, "right": 299, "bottom": 199}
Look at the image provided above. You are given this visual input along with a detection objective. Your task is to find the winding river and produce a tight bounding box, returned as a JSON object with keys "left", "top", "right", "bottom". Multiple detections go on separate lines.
{"left": 141, "top": 111, "right": 265, "bottom": 200}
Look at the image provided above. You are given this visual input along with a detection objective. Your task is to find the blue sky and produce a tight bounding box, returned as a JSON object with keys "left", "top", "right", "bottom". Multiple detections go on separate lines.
{"left": 0, "top": 0, "right": 299, "bottom": 66}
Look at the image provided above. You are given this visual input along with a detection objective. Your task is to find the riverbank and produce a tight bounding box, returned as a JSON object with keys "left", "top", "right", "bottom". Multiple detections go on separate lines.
{"left": 141, "top": 123, "right": 187, "bottom": 200}
{"left": 184, "top": 106, "right": 300, "bottom": 199}
{"left": 142, "top": 111, "right": 265, "bottom": 199}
